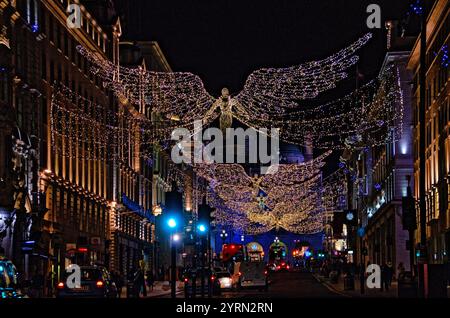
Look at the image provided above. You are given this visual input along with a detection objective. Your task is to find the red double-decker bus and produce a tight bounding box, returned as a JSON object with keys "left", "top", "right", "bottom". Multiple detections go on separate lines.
{"left": 221, "top": 244, "right": 246, "bottom": 263}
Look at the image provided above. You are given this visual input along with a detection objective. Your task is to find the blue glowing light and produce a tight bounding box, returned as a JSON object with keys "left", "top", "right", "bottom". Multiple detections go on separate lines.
{"left": 410, "top": 0, "right": 423, "bottom": 15}
{"left": 197, "top": 224, "right": 207, "bottom": 232}
{"left": 441, "top": 45, "right": 449, "bottom": 67}
{"left": 31, "top": 24, "right": 39, "bottom": 33}
{"left": 167, "top": 218, "right": 177, "bottom": 228}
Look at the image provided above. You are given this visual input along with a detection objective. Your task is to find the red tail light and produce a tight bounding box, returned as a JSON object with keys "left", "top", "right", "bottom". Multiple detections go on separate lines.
{"left": 210, "top": 276, "right": 215, "bottom": 281}
{"left": 96, "top": 280, "right": 104, "bottom": 288}
{"left": 57, "top": 282, "right": 64, "bottom": 289}
{"left": 276, "top": 266, "right": 280, "bottom": 270}
{"left": 184, "top": 278, "right": 188, "bottom": 283}
{"left": 264, "top": 270, "right": 268, "bottom": 275}
{"left": 287, "top": 265, "right": 290, "bottom": 269}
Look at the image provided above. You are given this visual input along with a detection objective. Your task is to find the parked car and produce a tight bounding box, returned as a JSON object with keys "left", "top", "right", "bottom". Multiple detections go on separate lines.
{"left": 183, "top": 267, "right": 221, "bottom": 297}
{"left": 56, "top": 265, "right": 118, "bottom": 298}
{"left": 0, "top": 257, "right": 22, "bottom": 298}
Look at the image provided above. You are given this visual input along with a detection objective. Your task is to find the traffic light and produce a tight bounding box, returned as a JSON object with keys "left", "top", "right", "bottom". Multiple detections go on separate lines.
{"left": 198, "top": 198, "right": 215, "bottom": 230}
{"left": 415, "top": 249, "right": 421, "bottom": 258}
{"left": 197, "top": 223, "right": 207, "bottom": 233}
{"left": 402, "top": 186, "right": 417, "bottom": 230}
{"left": 415, "top": 244, "right": 427, "bottom": 259}
{"left": 165, "top": 182, "right": 183, "bottom": 214}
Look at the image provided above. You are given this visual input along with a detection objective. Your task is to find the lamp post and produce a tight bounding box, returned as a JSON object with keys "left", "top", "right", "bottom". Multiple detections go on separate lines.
{"left": 197, "top": 223, "right": 207, "bottom": 298}
{"left": 220, "top": 230, "right": 228, "bottom": 245}
{"left": 167, "top": 218, "right": 177, "bottom": 299}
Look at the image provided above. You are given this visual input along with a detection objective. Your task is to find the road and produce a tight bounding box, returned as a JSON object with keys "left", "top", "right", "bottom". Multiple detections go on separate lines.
{"left": 157, "top": 271, "right": 343, "bottom": 298}
{"left": 220, "top": 271, "right": 343, "bottom": 298}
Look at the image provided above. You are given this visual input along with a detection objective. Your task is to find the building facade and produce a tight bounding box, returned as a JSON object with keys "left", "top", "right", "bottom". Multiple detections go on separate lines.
{"left": 408, "top": 0, "right": 450, "bottom": 264}
{"left": 343, "top": 21, "right": 416, "bottom": 274}
{"left": 0, "top": 0, "right": 122, "bottom": 294}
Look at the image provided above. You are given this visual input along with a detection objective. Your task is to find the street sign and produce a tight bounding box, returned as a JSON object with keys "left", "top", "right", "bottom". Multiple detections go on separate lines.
{"left": 357, "top": 227, "right": 365, "bottom": 237}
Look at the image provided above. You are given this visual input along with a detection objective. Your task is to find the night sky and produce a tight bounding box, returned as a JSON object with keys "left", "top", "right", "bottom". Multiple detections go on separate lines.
{"left": 114, "top": 0, "right": 414, "bottom": 96}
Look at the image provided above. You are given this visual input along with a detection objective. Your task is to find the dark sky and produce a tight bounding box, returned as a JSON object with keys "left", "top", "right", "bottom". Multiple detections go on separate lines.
{"left": 115, "top": 0, "right": 414, "bottom": 96}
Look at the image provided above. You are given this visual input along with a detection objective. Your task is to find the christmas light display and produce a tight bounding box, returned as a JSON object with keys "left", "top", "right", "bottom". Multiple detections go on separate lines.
{"left": 51, "top": 33, "right": 402, "bottom": 236}
{"left": 233, "top": 65, "right": 404, "bottom": 149}
{"left": 195, "top": 150, "right": 336, "bottom": 234}
{"left": 77, "top": 34, "right": 375, "bottom": 137}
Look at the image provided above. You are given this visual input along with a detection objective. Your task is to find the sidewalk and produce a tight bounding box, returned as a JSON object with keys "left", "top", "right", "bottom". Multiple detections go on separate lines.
{"left": 313, "top": 273, "right": 398, "bottom": 298}
{"left": 118, "top": 281, "right": 184, "bottom": 298}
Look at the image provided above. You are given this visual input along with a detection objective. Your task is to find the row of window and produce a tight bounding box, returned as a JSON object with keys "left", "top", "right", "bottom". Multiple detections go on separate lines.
{"left": 120, "top": 170, "right": 152, "bottom": 213}
{"left": 366, "top": 217, "right": 395, "bottom": 265}
{"left": 116, "top": 214, "right": 152, "bottom": 242}
{"left": 56, "top": 0, "right": 107, "bottom": 53}
{"left": 426, "top": 11, "right": 450, "bottom": 70}
{"left": 414, "top": 98, "right": 450, "bottom": 160}
{"left": 51, "top": 186, "right": 108, "bottom": 237}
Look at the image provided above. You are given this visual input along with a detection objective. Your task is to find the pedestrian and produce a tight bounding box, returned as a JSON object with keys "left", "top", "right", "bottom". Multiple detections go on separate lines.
{"left": 146, "top": 271, "right": 154, "bottom": 291}
{"left": 159, "top": 265, "right": 165, "bottom": 281}
{"left": 397, "top": 262, "right": 405, "bottom": 280}
{"left": 386, "top": 262, "right": 394, "bottom": 289}
{"left": 127, "top": 267, "right": 136, "bottom": 298}
{"left": 114, "top": 272, "right": 124, "bottom": 298}
{"left": 380, "top": 263, "right": 388, "bottom": 291}
{"left": 134, "top": 267, "right": 146, "bottom": 297}
{"left": 31, "top": 269, "right": 44, "bottom": 298}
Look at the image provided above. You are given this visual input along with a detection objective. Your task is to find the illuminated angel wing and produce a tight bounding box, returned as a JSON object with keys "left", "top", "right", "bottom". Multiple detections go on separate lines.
{"left": 235, "top": 33, "right": 372, "bottom": 113}
{"left": 78, "top": 46, "right": 216, "bottom": 126}
{"left": 194, "top": 163, "right": 253, "bottom": 187}
{"left": 261, "top": 150, "right": 331, "bottom": 188}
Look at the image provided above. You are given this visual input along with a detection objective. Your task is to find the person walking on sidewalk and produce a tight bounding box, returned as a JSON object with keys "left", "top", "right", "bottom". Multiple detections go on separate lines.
{"left": 134, "top": 268, "right": 146, "bottom": 297}
{"left": 380, "top": 263, "right": 387, "bottom": 291}
{"left": 146, "top": 271, "right": 154, "bottom": 291}
{"left": 385, "top": 262, "right": 394, "bottom": 290}
{"left": 397, "top": 262, "right": 405, "bottom": 280}
{"left": 113, "top": 272, "right": 124, "bottom": 298}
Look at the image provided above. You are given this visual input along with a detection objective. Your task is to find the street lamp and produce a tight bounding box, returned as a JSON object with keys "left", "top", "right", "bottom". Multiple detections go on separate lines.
{"left": 196, "top": 223, "right": 208, "bottom": 297}
{"left": 220, "top": 230, "right": 228, "bottom": 244}
{"left": 197, "top": 224, "right": 207, "bottom": 233}
{"left": 173, "top": 233, "right": 181, "bottom": 242}
{"left": 168, "top": 218, "right": 177, "bottom": 229}
{"left": 167, "top": 218, "right": 178, "bottom": 298}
